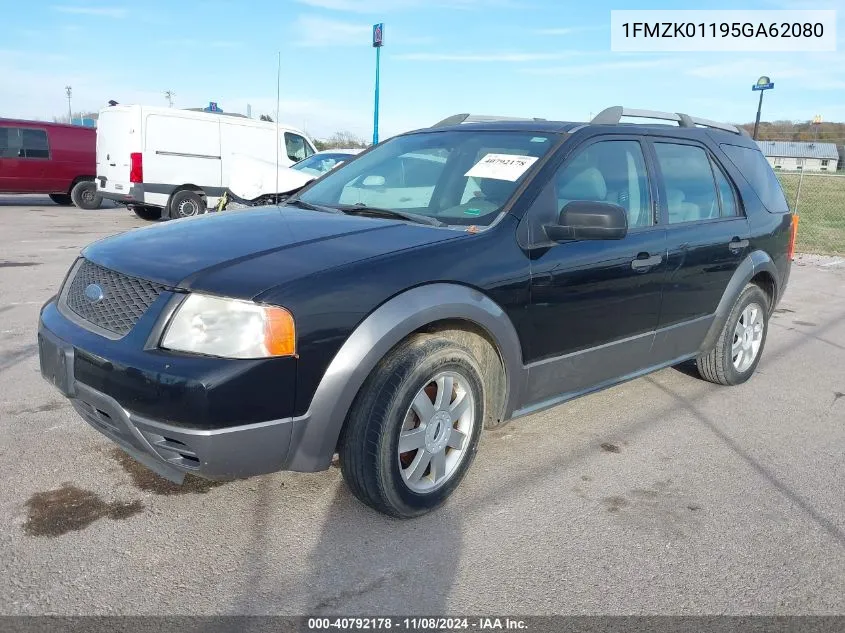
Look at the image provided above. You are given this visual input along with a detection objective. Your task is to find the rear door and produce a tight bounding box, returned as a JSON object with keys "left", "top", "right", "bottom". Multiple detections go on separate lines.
{"left": 648, "top": 137, "right": 751, "bottom": 356}
{"left": 96, "top": 107, "right": 140, "bottom": 197}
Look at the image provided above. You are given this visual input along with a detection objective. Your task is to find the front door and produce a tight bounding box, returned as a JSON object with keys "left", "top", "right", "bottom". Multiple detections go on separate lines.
{"left": 520, "top": 137, "right": 666, "bottom": 408}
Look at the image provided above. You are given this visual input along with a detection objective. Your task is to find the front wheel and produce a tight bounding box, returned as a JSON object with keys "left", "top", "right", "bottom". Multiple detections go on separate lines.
{"left": 696, "top": 284, "right": 769, "bottom": 386}
{"left": 70, "top": 180, "right": 102, "bottom": 210}
{"left": 339, "top": 335, "right": 485, "bottom": 518}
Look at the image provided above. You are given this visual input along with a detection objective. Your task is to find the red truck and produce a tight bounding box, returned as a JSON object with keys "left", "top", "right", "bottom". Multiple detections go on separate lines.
{"left": 0, "top": 118, "right": 102, "bottom": 209}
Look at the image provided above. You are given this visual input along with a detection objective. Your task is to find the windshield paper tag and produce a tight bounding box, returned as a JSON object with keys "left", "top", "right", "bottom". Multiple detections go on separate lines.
{"left": 465, "top": 154, "right": 539, "bottom": 182}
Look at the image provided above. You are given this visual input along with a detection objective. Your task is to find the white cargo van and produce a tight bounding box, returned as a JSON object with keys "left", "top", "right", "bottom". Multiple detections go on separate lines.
{"left": 95, "top": 105, "right": 317, "bottom": 220}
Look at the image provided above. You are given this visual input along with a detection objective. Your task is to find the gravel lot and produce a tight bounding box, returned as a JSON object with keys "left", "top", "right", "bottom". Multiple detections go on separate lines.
{"left": 1, "top": 195, "right": 843, "bottom": 615}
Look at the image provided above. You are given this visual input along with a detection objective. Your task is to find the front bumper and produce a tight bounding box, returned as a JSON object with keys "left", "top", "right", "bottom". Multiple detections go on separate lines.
{"left": 38, "top": 300, "right": 306, "bottom": 483}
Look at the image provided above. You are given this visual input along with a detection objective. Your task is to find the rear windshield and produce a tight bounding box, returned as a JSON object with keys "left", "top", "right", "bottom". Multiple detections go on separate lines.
{"left": 719, "top": 144, "right": 790, "bottom": 213}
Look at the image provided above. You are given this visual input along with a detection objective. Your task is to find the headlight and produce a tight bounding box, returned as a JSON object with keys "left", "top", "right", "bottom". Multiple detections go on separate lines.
{"left": 161, "top": 293, "right": 295, "bottom": 359}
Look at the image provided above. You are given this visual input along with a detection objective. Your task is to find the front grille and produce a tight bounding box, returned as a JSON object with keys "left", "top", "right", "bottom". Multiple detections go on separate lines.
{"left": 63, "top": 259, "right": 164, "bottom": 336}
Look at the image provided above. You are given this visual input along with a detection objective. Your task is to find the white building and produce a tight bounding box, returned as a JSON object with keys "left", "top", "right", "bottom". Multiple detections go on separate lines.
{"left": 757, "top": 140, "right": 839, "bottom": 172}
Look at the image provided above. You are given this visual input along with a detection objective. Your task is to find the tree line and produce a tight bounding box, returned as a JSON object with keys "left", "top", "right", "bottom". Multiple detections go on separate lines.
{"left": 739, "top": 120, "right": 845, "bottom": 143}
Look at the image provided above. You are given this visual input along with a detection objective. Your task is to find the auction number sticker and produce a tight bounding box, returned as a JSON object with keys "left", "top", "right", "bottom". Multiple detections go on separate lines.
{"left": 465, "top": 154, "right": 539, "bottom": 182}
{"left": 611, "top": 10, "right": 836, "bottom": 51}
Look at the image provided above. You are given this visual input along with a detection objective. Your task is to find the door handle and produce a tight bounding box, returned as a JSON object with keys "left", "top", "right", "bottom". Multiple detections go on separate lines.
{"left": 728, "top": 237, "right": 749, "bottom": 251}
{"left": 631, "top": 253, "right": 663, "bottom": 270}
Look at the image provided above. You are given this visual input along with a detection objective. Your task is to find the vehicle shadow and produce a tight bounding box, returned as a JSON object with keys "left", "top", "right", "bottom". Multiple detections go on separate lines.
{"left": 0, "top": 195, "right": 121, "bottom": 209}
{"left": 234, "top": 472, "right": 462, "bottom": 616}
{"left": 302, "top": 484, "right": 462, "bottom": 615}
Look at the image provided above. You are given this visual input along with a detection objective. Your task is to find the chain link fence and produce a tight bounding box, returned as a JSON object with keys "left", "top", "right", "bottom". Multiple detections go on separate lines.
{"left": 777, "top": 171, "right": 845, "bottom": 255}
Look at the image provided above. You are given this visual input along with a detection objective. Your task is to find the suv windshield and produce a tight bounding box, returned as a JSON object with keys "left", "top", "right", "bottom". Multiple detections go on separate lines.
{"left": 296, "top": 130, "right": 557, "bottom": 227}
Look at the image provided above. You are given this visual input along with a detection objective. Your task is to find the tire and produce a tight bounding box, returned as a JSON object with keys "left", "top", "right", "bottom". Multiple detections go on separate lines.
{"left": 169, "top": 190, "right": 206, "bottom": 219}
{"left": 696, "top": 284, "right": 769, "bottom": 386}
{"left": 339, "top": 335, "right": 485, "bottom": 518}
{"left": 131, "top": 205, "right": 161, "bottom": 221}
{"left": 49, "top": 194, "right": 72, "bottom": 206}
{"left": 70, "top": 180, "right": 102, "bottom": 210}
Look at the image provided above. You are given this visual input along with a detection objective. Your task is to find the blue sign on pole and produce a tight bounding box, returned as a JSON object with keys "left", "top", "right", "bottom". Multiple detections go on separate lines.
{"left": 373, "top": 23, "right": 384, "bottom": 48}
{"left": 752, "top": 76, "right": 774, "bottom": 91}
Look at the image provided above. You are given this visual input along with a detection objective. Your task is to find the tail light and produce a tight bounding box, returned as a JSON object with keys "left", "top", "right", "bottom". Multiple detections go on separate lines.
{"left": 787, "top": 214, "right": 799, "bottom": 261}
{"left": 129, "top": 152, "right": 143, "bottom": 183}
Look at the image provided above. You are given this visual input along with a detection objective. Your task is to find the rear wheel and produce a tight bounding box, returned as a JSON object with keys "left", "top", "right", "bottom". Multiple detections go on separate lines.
{"left": 169, "top": 190, "right": 206, "bottom": 219}
{"left": 696, "top": 284, "right": 769, "bottom": 386}
{"left": 339, "top": 335, "right": 484, "bottom": 518}
{"left": 49, "top": 194, "right": 72, "bottom": 206}
{"left": 70, "top": 180, "right": 102, "bottom": 210}
{"left": 131, "top": 205, "right": 161, "bottom": 221}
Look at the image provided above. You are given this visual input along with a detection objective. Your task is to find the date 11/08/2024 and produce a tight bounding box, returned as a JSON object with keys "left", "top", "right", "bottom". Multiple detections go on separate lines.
{"left": 308, "top": 617, "right": 528, "bottom": 630}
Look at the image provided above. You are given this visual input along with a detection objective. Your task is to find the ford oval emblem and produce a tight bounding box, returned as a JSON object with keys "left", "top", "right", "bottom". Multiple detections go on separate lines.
{"left": 84, "top": 283, "right": 105, "bottom": 304}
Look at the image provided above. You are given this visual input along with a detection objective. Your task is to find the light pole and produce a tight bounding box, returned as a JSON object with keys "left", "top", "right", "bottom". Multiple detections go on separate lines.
{"left": 812, "top": 114, "right": 822, "bottom": 141}
{"left": 65, "top": 85, "right": 73, "bottom": 123}
{"left": 752, "top": 76, "right": 774, "bottom": 140}
{"left": 372, "top": 23, "right": 384, "bottom": 145}
{"left": 164, "top": 90, "right": 175, "bottom": 107}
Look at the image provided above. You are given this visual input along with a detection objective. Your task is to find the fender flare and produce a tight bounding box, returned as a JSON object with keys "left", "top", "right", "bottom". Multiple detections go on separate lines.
{"left": 698, "top": 250, "right": 779, "bottom": 354}
{"left": 285, "top": 283, "right": 525, "bottom": 472}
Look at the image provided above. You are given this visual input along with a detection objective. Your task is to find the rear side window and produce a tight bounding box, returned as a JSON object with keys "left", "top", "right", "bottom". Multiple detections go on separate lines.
{"left": 21, "top": 129, "right": 49, "bottom": 158}
{"left": 654, "top": 143, "right": 720, "bottom": 223}
{"left": 720, "top": 144, "right": 789, "bottom": 213}
{"left": 0, "top": 127, "right": 50, "bottom": 159}
{"left": 712, "top": 160, "right": 739, "bottom": 217}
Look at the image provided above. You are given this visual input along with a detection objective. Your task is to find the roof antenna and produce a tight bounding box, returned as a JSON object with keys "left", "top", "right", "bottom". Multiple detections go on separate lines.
{"left": 275, "top": 51, "right": 281, "bottom": 201}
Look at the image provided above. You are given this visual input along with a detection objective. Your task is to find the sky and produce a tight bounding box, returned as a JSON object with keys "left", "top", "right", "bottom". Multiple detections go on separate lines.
{"left": 2, "top": 0, "right": 844, "bottom": 140}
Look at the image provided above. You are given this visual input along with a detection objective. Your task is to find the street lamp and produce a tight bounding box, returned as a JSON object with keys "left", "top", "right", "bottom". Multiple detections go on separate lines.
{"left": 752, "top": 76, "right": 774, "bottom": 140}
{"left": 372, "top": 22, "right": 384, "bottom": 146}
{"left": 65, "top": 85, "right": 73, "bottom": 123}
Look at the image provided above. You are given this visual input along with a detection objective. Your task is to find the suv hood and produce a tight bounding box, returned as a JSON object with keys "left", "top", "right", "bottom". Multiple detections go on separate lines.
{"left": 82, "top": 207, "right": 463, "bottom": 299}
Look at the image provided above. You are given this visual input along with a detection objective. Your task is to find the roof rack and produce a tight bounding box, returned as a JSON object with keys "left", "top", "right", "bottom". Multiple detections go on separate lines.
{"left": 431, "top": 113, "right": 547, "bottom": 128}
{"left": 590, "top": 106, "right": 749, "bottom": 136}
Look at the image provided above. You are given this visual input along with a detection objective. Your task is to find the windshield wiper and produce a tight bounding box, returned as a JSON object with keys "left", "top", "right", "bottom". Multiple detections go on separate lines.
{"left": 339, "top": 203, "right": 447, "bottom": 227}
{"left": 285, "top": 199, "right": 343, "bottom": 214}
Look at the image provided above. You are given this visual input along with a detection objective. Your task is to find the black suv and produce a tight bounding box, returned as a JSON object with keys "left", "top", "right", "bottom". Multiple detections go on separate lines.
{"left": 38, "top": 106, "right": 798, "bottom": 518}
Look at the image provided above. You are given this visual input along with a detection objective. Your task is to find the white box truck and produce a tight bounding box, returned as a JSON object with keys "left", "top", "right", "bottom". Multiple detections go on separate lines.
{"left": 95, "top": 105, "right": 317, "bottom": 220}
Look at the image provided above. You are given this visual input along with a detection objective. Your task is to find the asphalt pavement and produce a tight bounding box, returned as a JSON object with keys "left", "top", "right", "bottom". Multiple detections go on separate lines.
{"left": 1, "top": 195, "right": 843, "bottom": 615}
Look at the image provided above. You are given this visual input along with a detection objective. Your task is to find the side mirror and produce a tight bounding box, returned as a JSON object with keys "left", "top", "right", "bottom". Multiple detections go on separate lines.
{"left": 544, "top": 200, "right": 628, "bottom": 242}
{"left": 361, "top": 175, "right": 386, "bottom": 187}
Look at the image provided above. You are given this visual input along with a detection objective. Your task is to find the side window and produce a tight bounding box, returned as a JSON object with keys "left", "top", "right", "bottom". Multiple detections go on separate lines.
{"left": 21, "top": 129, "right": 49, "bottom": 159}
{"left": 0, "top": 127, "right": 24, "bottom": 158}
{"left": 553, "top": 140, "right": 652, "bottom": 228}
{"left": 284, "top": 133, "right": 311, "bottom": 162}
{"left": 711, "top": 159, "right": 739, "bottom": 217}
{"left": 720, "top": 144, "right": 789, "bottom": 213}
{"left": 654, "top": 143, "right": 719, "bottom": 223}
